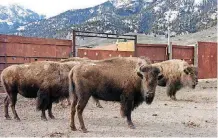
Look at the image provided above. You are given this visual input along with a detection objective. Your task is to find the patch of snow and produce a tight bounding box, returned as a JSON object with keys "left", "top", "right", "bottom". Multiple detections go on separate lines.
{"left": 123, "top": 19, "right": 131, "bottom": 24}
{"left": 110, "top": 0, "right": 137, "bottom": 9}
{"left": 105, "top": 30, "right": 112, "bottom": 33}
{"left": 7, "top": 22, "right": 13, "bottom": 25}
{"left": 194, "top": 0, "right": 203, "bottom": 5}
{"left": 210, "top": 13, "right": 217, "bottom": 20}
{"left": 165, "top": 10, "right": 179, "bottom": 22}
{"left": 90, "top": 9, "right": 94, "bottom": 14}
{"left": 17, "top": 26, "right": 25, "bottom": 31}
{"left": 153, "top": 6, "right": 160, "bottom": 12}
{"left": 194, "top": 7, "right": 199, "bottom": 12}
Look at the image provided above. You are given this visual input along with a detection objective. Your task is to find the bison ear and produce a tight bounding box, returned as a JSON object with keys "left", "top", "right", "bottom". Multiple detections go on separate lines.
{"left": 184, "top": 68, "right": 189, "bottom": 75}
{"left": 137, "top": 72, "right": 143, "bottom": 79}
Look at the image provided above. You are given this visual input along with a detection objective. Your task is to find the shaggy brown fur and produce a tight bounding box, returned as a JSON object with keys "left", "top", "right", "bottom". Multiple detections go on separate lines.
{"left": 153, "top": 59, "right": 198, "bottom": 100}
{"left": 59, "top": 57, "right": 103, "bottom": 108}
{"left": 69, "top": 57, "right": 161, "bottom": 132}
{"left": 60, "top": 57, "right": 89, "bottom": 62}
{"left": 1, "top": 57, "right": 99, "bottom": 121}
{"left": 1, "top": 61, "right": 82, "bottom": 121}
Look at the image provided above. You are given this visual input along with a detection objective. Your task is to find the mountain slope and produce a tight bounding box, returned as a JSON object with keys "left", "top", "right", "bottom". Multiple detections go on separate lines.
{"left": 0, "top": 4, "right": 45, "bottom": 34}
{"left": 7, "top": 0, "right": 218, "bottom": 39}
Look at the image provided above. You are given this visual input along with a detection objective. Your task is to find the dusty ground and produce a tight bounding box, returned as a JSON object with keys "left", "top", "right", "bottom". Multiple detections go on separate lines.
{"left": 0, "top": 79, "right": 217, "bottom": 137}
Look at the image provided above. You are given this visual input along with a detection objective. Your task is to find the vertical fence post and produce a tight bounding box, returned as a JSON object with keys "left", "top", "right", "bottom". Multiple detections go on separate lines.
{"left": 194, "top": 43, "right": 198, "bottom": 67}
{"left": 134, "top": 35, "right": 137, "bottom": 57}
{"left": 168, "top": 42, "right": 172, "bottom": 59}
{"left": 72, "top": 30, "right": 76, "bottom": 57}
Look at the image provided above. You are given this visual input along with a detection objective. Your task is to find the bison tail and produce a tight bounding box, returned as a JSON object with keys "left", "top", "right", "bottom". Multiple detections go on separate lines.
{"left": 36, "top": 90, "right": 49, "bottom": 111}
{"left": 0, "top": 72, "right": 8, "bottom": 95}
{"left": 68, "top": 69, "right": 75, "bottom": 96}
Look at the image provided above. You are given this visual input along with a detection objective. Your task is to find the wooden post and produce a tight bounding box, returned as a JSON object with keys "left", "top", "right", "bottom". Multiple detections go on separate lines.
{"left": 194, "top": 43, "right": 198, "bottom": 67}
{"left": 168, "top": 42, "right": 172, "bottom": 59}
{"left": 134, "top": 35, "right": 137, "bottom": 57}
{"left": 72, "top": 30, "right": 76, "bottom": 57}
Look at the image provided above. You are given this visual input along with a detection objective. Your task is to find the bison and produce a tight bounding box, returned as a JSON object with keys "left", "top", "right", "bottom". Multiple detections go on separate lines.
{"left": 0, "top": 57, "right": 102, "bottom": 121}
{"left": 59, "top": 57, "right": 103, "bottom": 108}
{"left": 68, "top": 57, "right": 161, "bottom": 132}
{"left": 153, "top": 59, "right": 198, "bottom": 100}
{"left": 1, "top": 61, "right": 81, "bottom": 121}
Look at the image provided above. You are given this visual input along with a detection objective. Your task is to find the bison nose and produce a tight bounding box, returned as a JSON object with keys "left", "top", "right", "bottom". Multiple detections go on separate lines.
{"left": 145, "top": 92, "right": 155, "bottom": 105}
{"left": 192, "top": 85, "right": 196, "bottom": 89}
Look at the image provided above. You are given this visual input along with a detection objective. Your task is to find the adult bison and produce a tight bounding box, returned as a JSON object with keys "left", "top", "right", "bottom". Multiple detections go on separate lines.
{"left": 69, "top": 57, "right": 161, "bottom": 132}
{"left": 153, "top": 59, "right": 198, "bottom": 100}
{"left": 1, "top": 61, "right": 81, "bottom": 121}
{"left": 60, "top": 57, "right": 103, "bottom": 108}
{"left": 1, "top": 57, "right": 103, "bottom": 121}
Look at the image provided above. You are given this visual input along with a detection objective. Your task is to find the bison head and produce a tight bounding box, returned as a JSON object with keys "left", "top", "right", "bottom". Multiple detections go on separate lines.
{"left": 137, "top": 65, "right": 161, "bottom": 104}
{"left": 181, "top": 66, "right": 198, "bottom": 89}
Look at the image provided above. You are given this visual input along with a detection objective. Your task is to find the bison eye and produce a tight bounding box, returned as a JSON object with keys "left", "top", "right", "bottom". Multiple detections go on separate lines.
{"left": 158, "top": 74, "right": 164, "bottom": 80}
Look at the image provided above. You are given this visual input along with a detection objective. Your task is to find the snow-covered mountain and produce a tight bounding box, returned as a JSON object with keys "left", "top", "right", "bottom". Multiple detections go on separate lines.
{"left": 2, "top": 0, "right": 217, "bottom": 39}
{"left": 0, "top": 4, "right": 45, "bottom": 34}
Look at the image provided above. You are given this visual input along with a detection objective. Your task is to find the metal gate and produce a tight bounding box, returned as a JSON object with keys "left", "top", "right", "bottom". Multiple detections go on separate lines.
{"left": 198, "top": 42, "right": 217, "bottom": 79}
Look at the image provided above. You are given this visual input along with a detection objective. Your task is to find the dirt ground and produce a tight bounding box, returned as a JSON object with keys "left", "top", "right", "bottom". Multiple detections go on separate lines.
{"left": 0, "top": 79, "right": 217, "bottom": 137}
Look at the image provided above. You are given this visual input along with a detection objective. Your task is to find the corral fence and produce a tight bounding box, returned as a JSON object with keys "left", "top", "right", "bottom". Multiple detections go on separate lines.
{"left": 72, "top": 30, "right": 137, "bottom": 57}
{"left": 0, "top": 34, "right": 72, "bottom": 92}
{"left": 0, "top": 32, "right": 217, "bottom": 93}
{"left": 73, "top": 30, "right": 216, "bottom": 79}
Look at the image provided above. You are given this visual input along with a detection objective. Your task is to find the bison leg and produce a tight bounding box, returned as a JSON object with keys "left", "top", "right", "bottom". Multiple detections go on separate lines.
{"left": 4, "top": 95, "right": 11, "bottom": 120}
{"left": 76, "top": 96, "right": 90, "bottom": 133}
{"left": 126, "top": 100, "right": 135, "bottom": 129}
{"left": 70, "top": 94, "right": 78, "bottom": 131}
{"left": 48, "top": 102, "right": 55, "bottom": 119}
{"left": 92, "top": 97, "right": 103, "bottom": 108}
{"left": 120, "top": 94, "right": 135, "bottom": 129}
{"left": 10, "top": 93, "right": 20, "bottom": 121}
{"left": 10, "top": 92, "right": 20, "bottom": 121}
{"left": 41, "top": 110, "right": 47, "bottom": 121}
{"left": 166, "top": 85, "right": 177, "bottom": 101}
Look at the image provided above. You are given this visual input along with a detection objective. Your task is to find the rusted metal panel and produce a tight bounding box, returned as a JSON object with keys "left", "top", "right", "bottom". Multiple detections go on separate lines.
{"left": 0, "top": 64, "right": 5, "bottom": 71}
{"left": 0, "top": 34, "right": 72, "bottom": 46}
{"left": 198, "top": 42, "right": 217, "bottom": 79}
{"left": 6, "top": 57, "right": 25, "bottom": 64}
{"left": 172, "top": 45, "right": 194, "bottom": 65}
{"left": 0, "top": 43, "right": 6, "bottom": 56}
{"left": 5, "top": 43, "right": 24, "bottom": 56}
{"left": 0, "top": 34, "right": 72, "bottom": 92}
{"left": 136, "top": 44, "right": 168, "bottom": 63}
{"left": 56, "top": 46, "right": 71, "bottom": 58}
{"left": 78, "top": 49, "right": 133, "bottom": 60}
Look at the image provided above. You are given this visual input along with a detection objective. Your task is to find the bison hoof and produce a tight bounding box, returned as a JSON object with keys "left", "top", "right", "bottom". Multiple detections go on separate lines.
{"left": 41, "top": 117, "right": 48, "bottom": 121}
{"left": 171, "top": 96, "right": 177, "bottom": 101}
{"left": 80, "top": 128, "right": 88, "bottom": 133}
{"left": 71, "top": 126, "right": 77, "bottom": 131}
{"left": 128, "top": 124, "right": 136, "bottom": 129}
{"left": 14, "top": 116, "right": 21, "bottom": 121}
{"left": 5, "top": 115, "right": 11, "bottom": 120}
{"left": 49, "top": 115, "right": 55, "bottom": 119}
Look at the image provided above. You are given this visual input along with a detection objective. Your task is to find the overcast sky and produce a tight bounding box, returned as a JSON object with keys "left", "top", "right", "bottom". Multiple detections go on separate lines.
{"left": 0, "top": 0, "right": 108, "bottom": 17}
